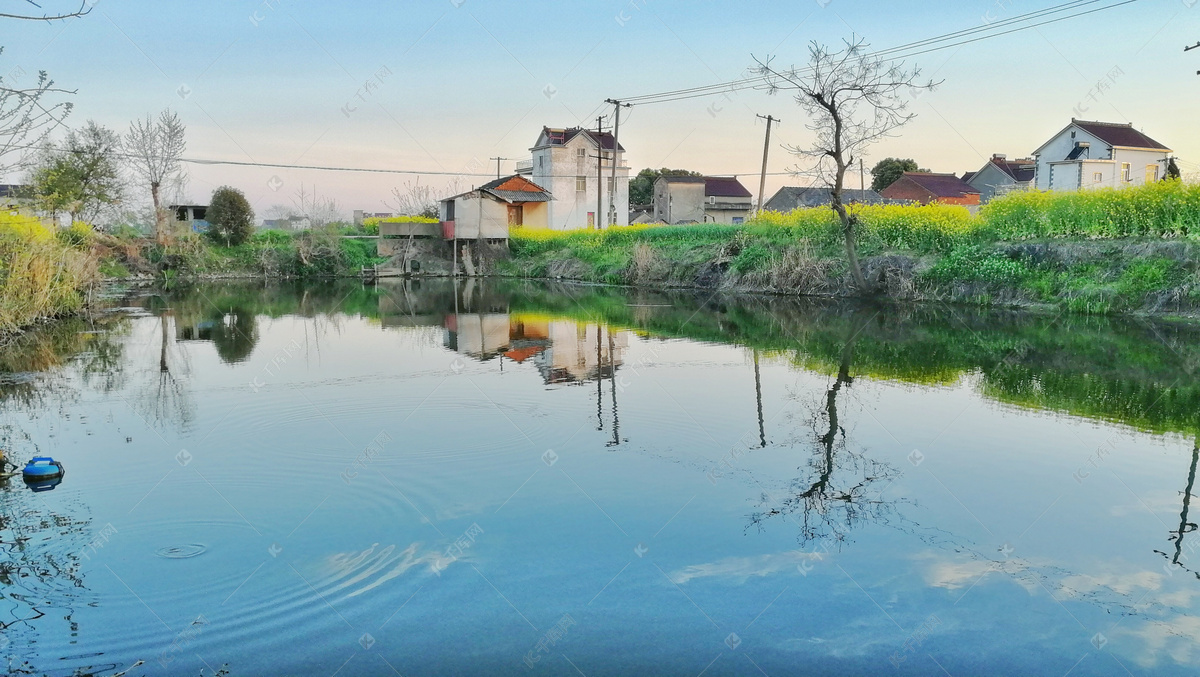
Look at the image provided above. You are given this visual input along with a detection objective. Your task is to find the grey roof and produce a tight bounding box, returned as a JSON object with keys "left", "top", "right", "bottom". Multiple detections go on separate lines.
{"left": 447, "top": 175, "right": 553, "bottom": 203}
{"left": 764, "top": 186, "right": 885, "bottom": 211}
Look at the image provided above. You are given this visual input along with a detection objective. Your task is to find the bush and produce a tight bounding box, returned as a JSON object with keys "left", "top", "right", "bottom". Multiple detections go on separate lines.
{"left": 56, "top": 221, "right": 96, "bottom": 249}
{"left": 206, "top": 186, "right": 255, "bottom": 246}
{"left": 0, "top": 211, "right": 96, "bottom": 335}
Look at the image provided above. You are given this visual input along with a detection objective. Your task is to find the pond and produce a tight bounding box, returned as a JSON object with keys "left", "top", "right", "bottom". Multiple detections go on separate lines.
{"left": 2, "top": 279, "right": 1199, "bottom": 676}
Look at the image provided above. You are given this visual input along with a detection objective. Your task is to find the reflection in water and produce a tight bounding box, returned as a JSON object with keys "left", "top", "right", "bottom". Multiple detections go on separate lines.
{"left": 5, "top": 278, "right": 1200, "bottom": 673}
{"left": 750, "top": 313, "right": 900, "bottom": 546}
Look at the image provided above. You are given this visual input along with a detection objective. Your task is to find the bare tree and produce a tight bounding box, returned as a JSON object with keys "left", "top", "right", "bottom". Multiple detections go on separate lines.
{"left": 755, "top": 38, "right": 936, "bottom": 292}
{"left": 387, "top": 177, "right": 459, "bottom": 219}
{"left": 125, "top": 110, "right": 186, "bottom": 243}
{"left": 0, "top": 48, "right": 74, "bottom": 175}
{"left": 291, "top": 183, "right": 342, "bottom": 227}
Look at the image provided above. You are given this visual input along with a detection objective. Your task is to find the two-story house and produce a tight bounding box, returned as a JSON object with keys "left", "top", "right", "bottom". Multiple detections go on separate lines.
{"left": 516, "top": 126, "right": 630, "bottom": 229}
{"left": 1032, "top": 119, "right": 1172, "bottom": 191}
{"left": 653, "top": 176, "right": 753, "bottom": 224}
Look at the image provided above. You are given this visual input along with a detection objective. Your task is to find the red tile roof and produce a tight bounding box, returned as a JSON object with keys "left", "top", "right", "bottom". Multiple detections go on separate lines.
{"left": 893, "top": 172, "right": 979, "bottom": 199}
{"left": 1072, "top": 120, "right": 1170, "bottom": 151}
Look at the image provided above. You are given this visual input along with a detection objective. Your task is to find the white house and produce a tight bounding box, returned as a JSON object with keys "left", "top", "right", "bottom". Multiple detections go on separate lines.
{"left": 516, "top": 126, "right": 630, "bottom": 230}
{"left": 1032, "top": 119, "right": 1172, "bottom": 191}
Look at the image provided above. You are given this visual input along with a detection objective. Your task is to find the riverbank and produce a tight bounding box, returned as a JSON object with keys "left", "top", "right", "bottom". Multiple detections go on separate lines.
{"left": 503, "top": 180, "right": 1200, "bottom": 318}
{"left": 0, "top": 213, "right": 98, "bottom": 340}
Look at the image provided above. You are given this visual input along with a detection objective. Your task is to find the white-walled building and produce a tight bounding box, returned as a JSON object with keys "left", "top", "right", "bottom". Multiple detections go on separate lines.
{"left": 516, "top": 126, "right": 629, "bottom": 230}
{"left": 1032, "top": 119, "right": 1172, "bottom": 191}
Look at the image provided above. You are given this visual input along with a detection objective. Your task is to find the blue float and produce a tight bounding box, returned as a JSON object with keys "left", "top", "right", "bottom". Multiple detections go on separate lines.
{"left": 22, "top": 457, "right": 65, "bottom": 482}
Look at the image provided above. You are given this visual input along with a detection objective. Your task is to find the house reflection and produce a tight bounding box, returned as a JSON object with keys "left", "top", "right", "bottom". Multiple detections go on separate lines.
{"left": 378, "top": 280, "right": 629, "bottom": 386}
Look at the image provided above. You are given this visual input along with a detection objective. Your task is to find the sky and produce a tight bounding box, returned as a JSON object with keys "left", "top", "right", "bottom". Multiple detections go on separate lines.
{"left": 2, "top": 0, "right": 1197, "bottom": 216}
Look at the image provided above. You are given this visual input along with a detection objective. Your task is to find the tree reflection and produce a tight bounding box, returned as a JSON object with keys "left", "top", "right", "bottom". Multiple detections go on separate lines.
{"left": 750, "top": 312, "right": 900, "bottom": 546}
{"left": 209, "top": 307, "right": 258, "bottom": 364}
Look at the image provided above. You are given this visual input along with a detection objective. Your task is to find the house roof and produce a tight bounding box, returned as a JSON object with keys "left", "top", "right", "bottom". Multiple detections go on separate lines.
{"left": 449, "top": 175, "right": 553, "bottom": 203}
{"left": 537, "top": 126, "right": 625, "bottom": 152}
{"left": 1072, "top": 119, "right": 1170, "bottom": 151}
{"left": 961, "top": 171, "right": 977, "bottom": 184}
{"left": 1034, "top": 119, "right": 1172, "bottom": 156}
{"left": 891, "top": 172, "right": 979, "bottom": 198}
{"left": 992, "top": 157, "right": 1036, "bottom": 183}
{"left": 657, "top": 175, "right": 706, "bottom": 184}
{"left": 704, "top": 177, "right": 752, "bottom": 198}
{"left": 0, "top": 184, "right": 29, "bottom": 198}
{"left": 763, "top": 186, "right": 885, "bottom": 211}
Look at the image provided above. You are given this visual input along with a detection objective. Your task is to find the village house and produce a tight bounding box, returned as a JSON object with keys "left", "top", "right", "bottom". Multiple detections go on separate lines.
{"left": 1032, "top": 119, "right": 1172, "bottom": 191}
{"left": 437, "top": 174, "right": 551, "bottom": 240}
{"left": 516, "top": 126, "right": 630, "bottom": 229}
{"left": 653, "top": 176, "right": 753, "bottom": 224}
{"left": 880, "top": 172, "right": 981, "bottom": 210}
{"left": 964, "top": 154, "right": 1036, "bottom": 203}
{"left": 0, "top": 184, "right": 30, "bottom": 208}
{"left": 763, "top": 186, "right": 885, "bottom": 212}
{"left": 170, "top": 204, "right": 210, "bottom": 233}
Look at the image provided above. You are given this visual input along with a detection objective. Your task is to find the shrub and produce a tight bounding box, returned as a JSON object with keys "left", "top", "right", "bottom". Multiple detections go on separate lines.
{"left": 56, "top": 221, "right": 96, "bottom": 249}
{"left": 206, "top": 186, "right": 255, "bottom": 246}
{"left": 0, "top": 211, "right": 97, "bottom": 335}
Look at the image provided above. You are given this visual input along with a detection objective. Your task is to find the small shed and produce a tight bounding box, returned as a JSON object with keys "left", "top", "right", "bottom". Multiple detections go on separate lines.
{"left": 440, "top": 175, "right": 552, "bottom": 242}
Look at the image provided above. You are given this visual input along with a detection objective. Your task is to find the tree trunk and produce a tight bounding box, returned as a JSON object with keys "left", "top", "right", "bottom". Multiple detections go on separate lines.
{"left": 831, "top": 195, "right": 868, "bottom": 292}
{"left": 151, "top": 182, "right": 166, "bottom": 244}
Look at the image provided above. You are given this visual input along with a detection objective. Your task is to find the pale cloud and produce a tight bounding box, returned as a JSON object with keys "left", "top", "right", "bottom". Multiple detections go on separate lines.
{"left": 669, "top": 550, "right": 820, "bottom": 584}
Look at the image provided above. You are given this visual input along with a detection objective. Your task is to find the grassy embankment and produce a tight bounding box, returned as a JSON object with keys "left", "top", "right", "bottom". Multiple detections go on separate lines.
{"left": 94, "top": 218, "right": 423, "bottom": 282}
{"left": 0, "top": 212, "right": 97, "bottom": 338}
{"left": 503, "top": 181, "right": 1200, "bottom": 316}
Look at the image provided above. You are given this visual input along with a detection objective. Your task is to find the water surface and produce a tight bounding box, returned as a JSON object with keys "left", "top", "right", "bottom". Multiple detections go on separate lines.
{"left": 2, "top": 279, "right": 1199, "bottom": 676}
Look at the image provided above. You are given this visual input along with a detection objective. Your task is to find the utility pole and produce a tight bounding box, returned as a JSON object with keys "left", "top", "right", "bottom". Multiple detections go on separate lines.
{"left": 596, "top": 115, "right": 607, "bottom": 230}
{"left": 755, "top": 115, "right": 779, "bottom": 215}
{"left": 1188, "top": 41, "right": 1200, "bottom": 74}
{"left": 489, "top": 157, "right": 510, "bottom": 179}
{"left": 605, "top": 99, "right": 632, "bottom": 227}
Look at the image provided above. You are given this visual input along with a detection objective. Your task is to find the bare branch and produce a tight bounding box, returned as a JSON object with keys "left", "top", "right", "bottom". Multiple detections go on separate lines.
{"left": 0, "top": 1, "right": 92, "bottom": 21}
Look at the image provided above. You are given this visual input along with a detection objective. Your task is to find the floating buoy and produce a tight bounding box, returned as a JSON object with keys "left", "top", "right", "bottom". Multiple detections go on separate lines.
{"left": 23, "top": 457, "right": 65, "bottom": 482}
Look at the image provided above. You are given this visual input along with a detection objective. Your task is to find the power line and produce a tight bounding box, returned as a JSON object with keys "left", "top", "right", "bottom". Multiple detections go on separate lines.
{"left": 619, "top": 0, "right": 1138, "bottom": 105}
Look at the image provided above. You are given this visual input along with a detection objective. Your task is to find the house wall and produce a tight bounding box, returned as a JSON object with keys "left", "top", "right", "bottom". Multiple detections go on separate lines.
{"left": 1112, "top": 148, "right": 1169, "bottom": 187}
{"left": 530, "top": 135, "right": 628, "bottom": 230}
{"left": 1034, "top": 126, "right": 1110, "bottom": 190}
{"left": 704, "top": 202, "right": 753, "bottom": 224}
{"left": 654, "top": 179, "right": 705, "bottom": 224}
{"left": 967, "top": 164, "right": 1016, "bottom": 203}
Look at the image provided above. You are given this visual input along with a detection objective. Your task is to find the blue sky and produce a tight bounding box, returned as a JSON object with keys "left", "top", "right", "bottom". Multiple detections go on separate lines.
{"left": 3, "top": 0, "right": 1196, "bottom": 213}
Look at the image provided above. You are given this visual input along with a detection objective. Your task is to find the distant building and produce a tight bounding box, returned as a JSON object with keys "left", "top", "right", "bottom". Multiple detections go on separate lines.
{"left": 1032, "top": 119, "right": 1171, "bottom": 191}
{"left": 170, "top": 204, "right": 209, "bottom": 232}
{"left": 516, "top": 126, "right": 629, "bottom": 229}
{"left": 763, "top": 186, "right": 885, "bottom": 212}
{"left": 879, "top": 172, "right": 981, "bottom": 209}
{"left": 262, "top": 216, "right": 311, "bottom": 231}
{"left": 965, "top": 154, "right": 1036, "bottom": 203}
{"left": 653, "top": 176, "right": 753, "bottom": 225}
{"left": 353, "top": 210, "right": 395, "bottom": 225}
{"left": 0, "top": 184, "right": 30, "bottom": 208}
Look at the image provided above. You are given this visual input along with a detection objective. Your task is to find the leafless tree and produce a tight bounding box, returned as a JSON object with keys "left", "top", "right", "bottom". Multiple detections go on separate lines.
{"left": 292, "top": 183, "right": 342, "bottom": 227}
{"left": 755, "top": 38, "right": 936, "bottom": 292}
{"left": 125, "top": 110, "right": 186, "bottom": 243}
{"left": 387, "top": 177, "right": 459, "bottom": 219}
{"left": 0, "top": 48, "right": 74, "bottom": 175}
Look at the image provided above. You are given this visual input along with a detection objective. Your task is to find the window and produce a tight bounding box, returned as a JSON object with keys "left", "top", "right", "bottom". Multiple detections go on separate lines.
{"left": 732, "top": 217, "right": 744, "bottom": 224}
{"left": 1146, "top": 165, "right": 1159, "bottom": 183}
{"left": 576, "top": 176, "right": 587, "bottom": 192}
{"left": 576, "top": 148, "right": 587, "bottom": 159}
{"left": 1121, "top": 162, "right": 1131, "bottom": 182}
{"left": 1093, "top": 172, "right": 1103, "bottom": 184}
{"left": 537, "top": 156, "right": 543, "bottom": 169}
{"left": 606, "top": 177, "right": 614, "bottom": 194}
